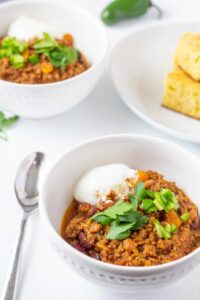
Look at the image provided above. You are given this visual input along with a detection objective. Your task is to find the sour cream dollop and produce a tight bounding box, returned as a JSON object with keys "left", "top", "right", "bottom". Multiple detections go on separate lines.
{"left": 8, "top": 16, "right": 56, "bottom": 41}
{"left": 74, "top": 164, "right": 138, "bottom": 205}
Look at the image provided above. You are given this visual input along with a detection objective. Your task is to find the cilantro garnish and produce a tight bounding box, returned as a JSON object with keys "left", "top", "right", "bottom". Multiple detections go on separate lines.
{"left": 107, "top": 221, "right": 136, "bottom": 240}
{"left": 91, "top": 181, "right": 184, "bottom": 241}
{"left": 154, "top": 220, "right": 177, "bottom": 239}
{"left": 180, "top": 212, "right": 190, "bottom": 222}
{"left": 91, "top": 200, "right": 133, "bottom": 221}
{"left": 91, "top": 199, "right": 149, "bottom": 240}
{"left": 34, "top": 33, "right": 78, "bottom": 69}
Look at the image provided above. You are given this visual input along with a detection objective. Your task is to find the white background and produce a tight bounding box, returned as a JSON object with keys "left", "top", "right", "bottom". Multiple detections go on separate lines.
{"left": 1, "top": 0, "right": 200, "bottom": 299}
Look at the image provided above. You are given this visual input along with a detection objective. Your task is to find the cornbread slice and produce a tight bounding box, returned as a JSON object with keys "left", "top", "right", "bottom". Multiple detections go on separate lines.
{"left": 162, "top": 67, "right": 200, "bottom": 119}
{"left": 174, "top": 32, "right": 200, "bottom": 81}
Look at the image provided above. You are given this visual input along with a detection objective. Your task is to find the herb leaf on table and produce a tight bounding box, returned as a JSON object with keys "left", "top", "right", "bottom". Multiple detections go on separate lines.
{"left": 0, "top": 112, "right": 19, "bottom": 140}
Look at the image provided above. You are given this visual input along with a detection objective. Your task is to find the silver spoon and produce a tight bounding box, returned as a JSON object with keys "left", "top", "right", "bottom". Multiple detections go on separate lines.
{"left": 2, "top": 152, "right": 45, "bottom": 300}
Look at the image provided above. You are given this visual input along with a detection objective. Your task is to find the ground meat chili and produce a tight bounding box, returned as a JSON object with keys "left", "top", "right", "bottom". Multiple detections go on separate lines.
{"left": 61, "top": 171, "right": 200, "bottom": 267}
{"left": 0, "top": 33, "right": 90, "bottom": 84}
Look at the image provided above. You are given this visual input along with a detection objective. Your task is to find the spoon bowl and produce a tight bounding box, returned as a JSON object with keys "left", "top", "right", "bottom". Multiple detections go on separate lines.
{"left": 15, "top": 152, "right": 45, "bottom": 211}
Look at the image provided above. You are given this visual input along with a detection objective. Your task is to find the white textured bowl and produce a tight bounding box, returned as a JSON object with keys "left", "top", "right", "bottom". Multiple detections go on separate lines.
{"left": 0, "top": 0, "right": 108, "bottom": 118}
{"left": 40, "top": 134, "right": 200, "bottom": 293}
{"left": 110, "top": 21, "right": 200, "bottom": 143}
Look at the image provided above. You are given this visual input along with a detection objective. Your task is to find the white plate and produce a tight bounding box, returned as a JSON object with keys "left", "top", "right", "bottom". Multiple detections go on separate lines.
{"left": 110, "top": 21, "right": 200, "bottom": 143}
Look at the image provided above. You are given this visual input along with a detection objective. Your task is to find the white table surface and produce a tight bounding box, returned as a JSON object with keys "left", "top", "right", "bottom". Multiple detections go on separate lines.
{"left": 1, "top": 0, "right": 200, "bottom": 299}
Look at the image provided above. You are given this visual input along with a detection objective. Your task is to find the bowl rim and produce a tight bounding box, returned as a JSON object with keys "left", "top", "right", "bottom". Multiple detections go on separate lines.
{"left": 39, "top": 133, "right": 200, "bottom": 273}
{"left": 110, "top": 19, "right": 200, "bottom": 143}
{"left": 0, "top": 0, "right": 108, "bottom": 88}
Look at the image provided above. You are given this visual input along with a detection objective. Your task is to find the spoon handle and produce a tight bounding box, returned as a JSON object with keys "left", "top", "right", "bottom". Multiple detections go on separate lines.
{"left": 2, "top": 212, "right": 28, "bottom": 300}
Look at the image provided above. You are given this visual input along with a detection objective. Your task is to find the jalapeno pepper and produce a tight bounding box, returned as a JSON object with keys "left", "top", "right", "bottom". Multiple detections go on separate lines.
{"left": 101, "top": 0, "right": 162, "bottom": 26}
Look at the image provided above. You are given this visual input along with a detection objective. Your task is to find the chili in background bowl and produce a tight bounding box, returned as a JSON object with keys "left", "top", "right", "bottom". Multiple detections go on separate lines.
{"left": 0, "top": 0, "right": 108, "bottom": 118}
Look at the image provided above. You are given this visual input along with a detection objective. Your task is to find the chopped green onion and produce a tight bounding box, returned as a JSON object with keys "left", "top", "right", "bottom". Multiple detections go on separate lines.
{"left": 153, "top": 192, "right": 166, "bottom": 211}
{"left": 154, "top": 220, "right": 165, "bottom": 238}
{"left": 154, "top": 220, "right": 177, "bottom": 239}
{"left": 161, "top": 227, "right": 171, "bottom": 239}
{"left": 180, "top": 212, "right": 190, "bottom": 222}
{"left": 153, "top": 190, "right": 179, "bottom": 212}
{"left": 160, "top": 189, "right": 173, "bottom": 201}
{"left": 28, "top": 54, "right": 40, "bottom": 64}
{"left": 10, "top": 54, "right": 24, "bottom": 68}
{"left": 141, "top": 199, "right": 153, "bottom": 210}
{"left": 161, "top": 189, "right": 179, "bottom": 211}
{"left": 165, "top": 223, "right": 177, "bottom": 234}
{"left": 140, "top": 199, "right": 157, "bottom": 214}
{"left": 1, "top": 36, "right": 28, "bottom": 54}
{"left": 0, "top": 48, "right": 12, "bottom": 58}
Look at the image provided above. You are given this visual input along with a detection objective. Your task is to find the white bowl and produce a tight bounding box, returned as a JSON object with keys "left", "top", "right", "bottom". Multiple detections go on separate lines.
{"left": 110, "top": 21, "right": 200, "bottom": 143}
{"left": 40, "top": 134, "right": 200, "bottom": 293}
{"left": 0, "top": 0, "right": 108, "bottom": 118}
